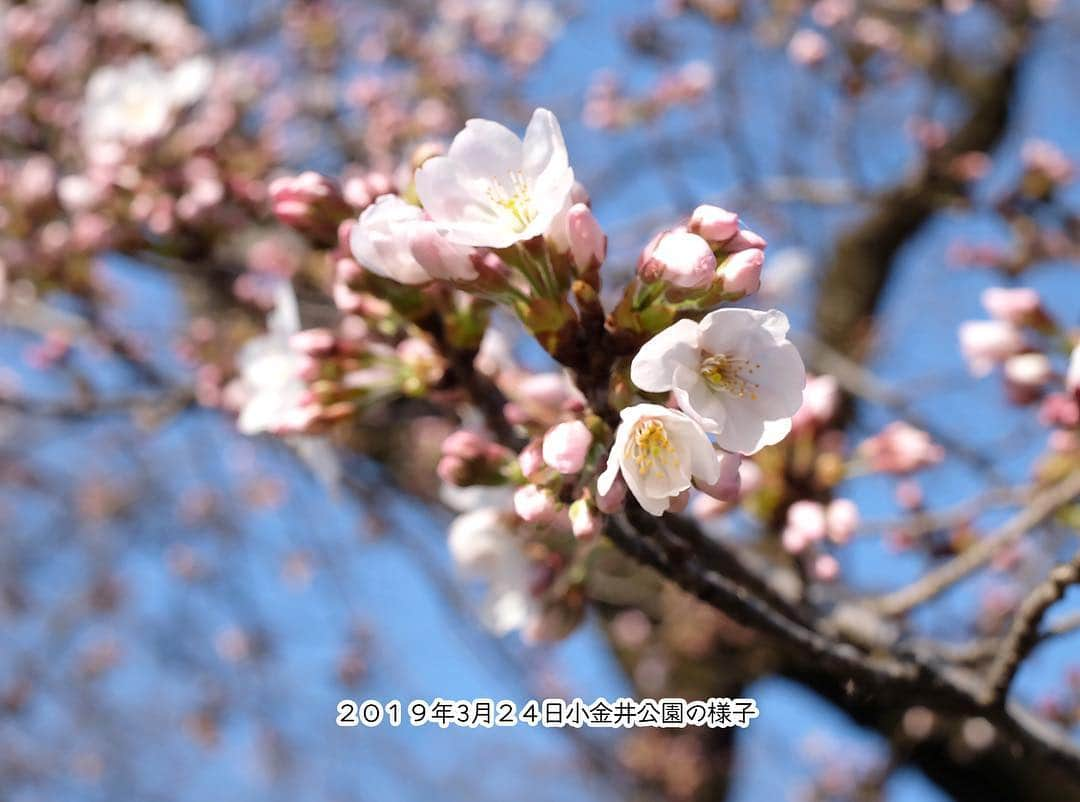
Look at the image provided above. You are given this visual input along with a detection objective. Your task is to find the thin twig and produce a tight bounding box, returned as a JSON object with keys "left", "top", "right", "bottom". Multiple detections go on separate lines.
{"left": 984, "top": 550, "right": 1080, "bottom": 704}
{"left": 866, "top": 470, "right": 1080, "bottom": 617}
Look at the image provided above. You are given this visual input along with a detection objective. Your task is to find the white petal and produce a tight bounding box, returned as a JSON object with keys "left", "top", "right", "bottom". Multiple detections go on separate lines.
{"left": 713, "top": 396, "right": 792, "bottom": 455}
{"left": 746, "top": 339, "right": 805, "bottom": 417}
{"left": 758, "top": 309, "right": 792, "bottom": 342}
{"left": 661, "top": 410, "right": 720, "bottom": 484}
{"left": 596, "top": 420, "right": 630, "bottom": 497}
{"left": 630, "top": 318, "right": 701, "bottom": 392}
{"left": 268, "top": 282, "right": 300, "bottom": 335}
{"left": 698, "top": 307, "right": 763, "bottom": 355}
{"left": 446, "top": 118, "right": 523, "bottom": 182}
{"left": 521, "top": 108, "right": 567, "bottom": 181}
{"left": 671, "top": 367, "right": 727, "bottom": 432}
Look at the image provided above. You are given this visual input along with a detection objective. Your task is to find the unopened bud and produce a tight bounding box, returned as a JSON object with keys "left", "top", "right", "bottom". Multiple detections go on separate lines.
{"left": 689, "top": 204, "right": 739, "bottom": 243}
{"left": 638, "top": 229, "right": 717, "bottom": 291}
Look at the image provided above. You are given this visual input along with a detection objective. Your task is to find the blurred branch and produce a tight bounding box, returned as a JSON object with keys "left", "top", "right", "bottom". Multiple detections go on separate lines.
{"left": 864, "top": 469, "right": 1080, "bottom": 617}
{"left": 984, "top": 549, "right": 1080, "bottom": 703}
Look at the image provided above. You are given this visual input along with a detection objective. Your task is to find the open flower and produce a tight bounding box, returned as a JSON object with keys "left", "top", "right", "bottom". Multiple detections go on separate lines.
{"left": 448, "top": 507, "right": 538, "bottom": 636}
{"left": 349, "top": 195, "right": 433, "bottom": 284}
{"left": 415, "top": 108, "right": 574, "bottom": 248}
{"left": 597, "top": 404, "right": 720, "bottom": 516}
{"left": 630, "top": 309, "right": 805, "bottom": 454}
{"left": 82, "top": 55, "right": 212, "bottom": 149}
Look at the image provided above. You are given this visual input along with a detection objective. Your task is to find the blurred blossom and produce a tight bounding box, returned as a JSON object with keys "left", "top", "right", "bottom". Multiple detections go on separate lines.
{"left": 958, "top": 320, "right": 1025, "bottom": 376}
{"left": 233, "top": 284, "right": 314, "bottom": 436}
{"left": 788, "top": 29, "right": 830, "bottom": 67}
{"left": 82, "top": 55, "right": 212, "bottom": 150}
{"left": 448, "top": 507, "right": 538, "bottom": 635}
{"left": 542, "top": 420, "right": 593, "bottom": 475}
{"left": 859, "top": 422, "right": 944, "bottom": 474}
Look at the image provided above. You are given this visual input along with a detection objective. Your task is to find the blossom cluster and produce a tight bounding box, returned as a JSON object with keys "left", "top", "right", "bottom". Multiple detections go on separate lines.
{"left": 248, "top": 106, "right": 819, "bottom": 634}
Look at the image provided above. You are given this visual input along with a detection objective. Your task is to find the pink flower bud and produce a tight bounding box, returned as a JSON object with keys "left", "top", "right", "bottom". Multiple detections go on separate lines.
{"left": 782, "top": 526, "right": 808, "bottom": 554}
{"left": 826, "top": 498, "right": 859, "bottom": 545}
{"left": 566, "top": 203, "right": 606, "bottom": 272}
{"left": 860, "top": 421, "right": 945, "bottom": 474}
{"left": 335, "top": 256, "right": 365, "bottom": 284}
{"left": 696, "top": 451, "right": 742, "bottom": 501}
{"left": 692, "top": 494, "right": 730, "bottom": 519}
{"left": 269, "top": 171, "right": 350, "bottom": 245}
{"left": 639, "top": 230, "right": 717, "bottom": 290}
{"left": 333, "top": 281, "right": 366, "bottom": 314}
{"left": 518, "top": 439, "right": 546, "bottom": 480}
{"left": 290, "top": 328, "right": 336, "bottom": 356}
{"left": 981, "top": 287, "right": 1042, "bottom": 325}
{"left": 542, "top": 420, "right": 593, "bottom": 475}
{"left": 437, "top": 455, "right": 469, "bottom": 485}
{"left": 958, "top": 320, "right": 1024, "bottom": 376}
{"left": 442, "top": 430, "right": 490, "bottom": 461}
{"left": 792, "top": 374, "right": 840, "bottom": 432}
{"left": 788, "top": 29, "right": 830, "bottom": 67}
{"left": 569, "top": 498, "right": 600, "bottom": 539}
{"left": 514, "top": 484, "right": 558, "bottom": 523}
{"left": 409, "top": 220, "right": 477, "bottom": 281}
{"left": 1039, "top": 393, "right": 1080, "bottom": 428}
{"left": 1021, "top": 139, "right": 1074, "bottom": 185}
{"left": 1004, "top": 352, "right": 1052, "bottom": 389}
{"left": 719, "top": 247, "right": 764, "bottom": 296}
{"left": 723, "top": 228, "right": 767, "bottom": 252}
{"left": 787, "top": 500, "right": 827, "bottom": 543}
{"left": 596, "top": 474, "right": 627, "bottom": 514}
{"left": 812, "top": 554, "right": 840, "bottom": 582}
{"left": 688, "top": 204, "right": 739, "bottom": 243}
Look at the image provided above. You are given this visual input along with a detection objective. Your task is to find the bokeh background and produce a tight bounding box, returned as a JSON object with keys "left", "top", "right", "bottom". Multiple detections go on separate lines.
{"left": 2, "top": 1, "right": 1079, "bottom": 801}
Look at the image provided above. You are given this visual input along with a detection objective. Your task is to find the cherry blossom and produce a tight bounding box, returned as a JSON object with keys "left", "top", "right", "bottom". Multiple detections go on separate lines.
{"left": 414, "top": 108, "right": 574, "bottom": 247}
{"left": 234, "top": 284, "right": 312, "bottom": 436}
{"left": 82, "top": 55, "right": 211, "bottom": 149}
{"left": 349, "top": 195, "right": 434, "bottom": 285}
{"left": 447, "top": 507, "right": 537, "bottom": 635}
{"left": 630, "top": 309, "right": 806, "bottom": 454}
{"left": 597, "top": 404, "right": 720, "bottom": 516}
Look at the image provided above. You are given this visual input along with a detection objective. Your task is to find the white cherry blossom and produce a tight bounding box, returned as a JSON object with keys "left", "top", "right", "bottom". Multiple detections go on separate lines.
{"left": 235, "top": 284, "right": 339, "bottom": 486}
{"left": 82, "top": 55, "right": 212, "bottom": 149}
{"left": 350, "top": 195, "right": 477, "bottom": 285}
{"left": 630, "top": 308, "right": 805, "bottom": 455}
{"left": 448, "top": 507, "right": 538, "bottom": 635}
{"left": 235, "top": 284, "right": 307, "bottom": 436}
{"left": 415, "top": 108, "right": 574, "bottom": 248}
{"left": 597, "top": 404, "right": 720, "bottom": 516}
{"left": 349, "top": 195, "right": 434, "bottom": 285}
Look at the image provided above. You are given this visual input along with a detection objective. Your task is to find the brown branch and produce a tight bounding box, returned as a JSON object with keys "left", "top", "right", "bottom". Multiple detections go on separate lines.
{"left": 984, "top": 549, "right": 1080, "bottom": 704}
{"left": 603, "top": 507, "right": 1080, "bottom": 782}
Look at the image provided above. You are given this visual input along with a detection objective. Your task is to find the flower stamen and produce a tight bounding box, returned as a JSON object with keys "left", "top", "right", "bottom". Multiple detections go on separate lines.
{"left": 700, "top": 353, "right": 761, "bottom": 400}
{"left": 487, "top": 171, "right": 537, "bottom": 232}
{"left": 625, "top": 418, "right": 678, "bottom": 477}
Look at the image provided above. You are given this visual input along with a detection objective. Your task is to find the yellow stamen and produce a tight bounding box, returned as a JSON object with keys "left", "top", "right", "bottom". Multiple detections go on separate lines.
{"left": 700, "top": 354, "right": 760, "bottom": 400}
{"left": 487, "top": 171, "right": 537, "bottom": 232}
{"left": 625, "top": 418, "right": 678, "bottom": 477}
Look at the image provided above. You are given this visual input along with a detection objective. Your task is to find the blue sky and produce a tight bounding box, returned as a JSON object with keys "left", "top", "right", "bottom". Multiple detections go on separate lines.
{"left": 3, "top": 1, "right": 1079, "bottom": 800}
